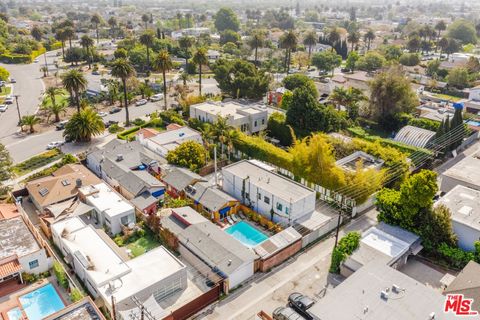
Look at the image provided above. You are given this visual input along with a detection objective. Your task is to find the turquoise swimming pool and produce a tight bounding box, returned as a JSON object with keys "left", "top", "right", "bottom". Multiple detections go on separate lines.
{"left": 6, "top": 307, "right": 22, "bottom": 320}
{"left": 225, "top": 221, "right": 268, "bottom": 247}
{"left": 18, "top": 283, "right": 65, "bottom": 320}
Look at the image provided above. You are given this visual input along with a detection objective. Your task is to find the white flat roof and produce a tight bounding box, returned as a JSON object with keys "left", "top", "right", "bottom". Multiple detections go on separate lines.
{"left": 52, "top": 217, "right": 130, "bottom": 287}
{"left": 99, "top": 246, "right": 186, "bottom": 304}
{"left": 149, "top": 127, "right": 200, "bottom": 147}
{"left": 361, "top": 228, "right": 410, "bottom": 258}
{"left": 85, "top": 183, "right": 134, "bottom": 218}
{"left": 436, "top": 185, "right": 480, "bottom": 230}
{"left": 442, "top": 151, "right": 480, "bottom": 189}
{"left": 192, "top": 101, "right": 265, "bottom": 120}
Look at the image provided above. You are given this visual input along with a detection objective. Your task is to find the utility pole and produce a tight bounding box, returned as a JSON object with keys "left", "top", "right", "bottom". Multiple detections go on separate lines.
{"left": 14, "top": 95, "right": 21, "bottom": 125}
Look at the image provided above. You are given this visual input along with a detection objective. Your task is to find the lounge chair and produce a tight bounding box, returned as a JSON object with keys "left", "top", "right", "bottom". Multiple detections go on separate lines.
{"left": 238, "top": 212, "right": 247, "bottom": 220}
{"left": 231, "top": 214, "right": 238, "bottom": 222}
{"left": 227, "top": 216, "right": 234, "bottom": 225}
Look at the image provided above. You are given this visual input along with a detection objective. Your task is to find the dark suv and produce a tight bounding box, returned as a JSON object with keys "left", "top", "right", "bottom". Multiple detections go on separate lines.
{"left": 288, "top": 292, "right": 315, "bottom": 319}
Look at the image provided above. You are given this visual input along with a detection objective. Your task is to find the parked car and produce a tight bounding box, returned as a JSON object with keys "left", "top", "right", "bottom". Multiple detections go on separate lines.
{"left": 103, "top": 120, "right": 118, "bottom": 128}
{"left": 135, "top": 99, "right": 148, "bottom": 106}
{"left": 273, "top": 306, "right": 304, "bottom": 320}
{"left": 150, "top": 93, "right": 164, "bottom": 102}
{"left": 109, "top": 107, "right": 121, "bottom": 114}
{"left": 10, "top": 78, "right": 16, "bottom": 83}
{"left": 5, "top": 96, "right": 13, "bottom": 104}
{"left": 0, "top": 105, "right": 7, "bottom": 112}
{"left": 92, "top": 70, "right": 100, "bottom": 75}
{"left": 46, "top": 141, "right": 64, "bottom": 150}
{"left": 55, "top": 120, "right": 69, "bottom": 130}
{"left": 34, "top": 58, "right": 39, "bottom": 63}
{"left": 288, "top": 293, "right": 315, "bottom": 319}
{"left": 97, "top": 111, "right": 108, "bottom": 117}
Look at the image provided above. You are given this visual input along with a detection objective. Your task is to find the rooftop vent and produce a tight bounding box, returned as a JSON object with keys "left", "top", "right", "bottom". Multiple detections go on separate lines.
{"left": 76, "top": 178, "right": 82, "bottom": 188}
{"left": 116, "top": 154, "right": 124, "bottom": 162}
{"left": 380, "top": 290, "right": 389, "bottom": 300}
{"left": 179, "top": 132, "right": 185, "bottom": 137}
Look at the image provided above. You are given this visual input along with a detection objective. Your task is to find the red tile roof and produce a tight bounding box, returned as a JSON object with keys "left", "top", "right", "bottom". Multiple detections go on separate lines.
{"left": 0, "top": 257, "right": 22, "bottom": 278}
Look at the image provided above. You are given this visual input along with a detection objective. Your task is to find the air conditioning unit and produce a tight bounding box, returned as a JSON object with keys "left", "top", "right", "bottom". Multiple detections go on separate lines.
{"left": 380, "top": 290, "right": 389, "bottom": 300}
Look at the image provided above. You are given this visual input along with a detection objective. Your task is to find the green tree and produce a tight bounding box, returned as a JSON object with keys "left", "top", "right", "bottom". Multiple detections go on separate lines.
{"left": 214, "top": 8, "right": 240, "bottom": 32}
{"left": 364, "top": 29, "right": 375, "bottom": 51}
{"left": 0, "top": 143, "right": 12, "bottom": 181}
{"left": 447, "top": 19, "right": 477, "bottom": 44}
{"left": 30, "top": 25, "right": 43, "bottom": 42}
{"left": 368, "top": 65, "right": 418, "bottom": 129}
{"left": 426, "top": 59, "right": 441, "bottom": 77}
{"left": 345, "top": 51, "right": 359, "bottom": 72}
{"left": 90, "top": 13, "right": 103, "bottom": 43}
{"left": 249, "top": 30, "right": 266, "bottom": 66}
{"left": 70, "top": 288, "right": 84, "bottom": 303}
{"left": 303, "top": 30, "right": 317, "bottom": 61}
{"left": 192, "top": 48, "right": 208, "bottom": 96}
{"left": 21, "top": 115, "right": 41, "bottom": 133}
{"left": 279, "top": 30, "right": 298, "bottom": 73}
{"left": 152, "top": 49, "right": 173, "bottom": 109}
{"left": 329, "top": 231, "right": 361, "bottom": 273}
{"left": 62, "top": 69, "right": 87, "bottom": 112}
{"left": 139, "top": 30, "right": 155, "bottom": 73}
{"left": 447, "top": 67, "right": 470, "bottom": 89}
{"left": 111, "top": 59, "right": 135, "bottom": 126}
{"left": 311, "top": 50, "right": 342, "bottom": 76}
{"left": 399, "top": 53, "right": 420, "bottom": 66}
{"left": 62, "top": 26, "right": 75, "bottom": 50}
{"left": 434, "top": 20, "right": 447, "bottom": 40}
{"left": 220, "top": 29, "right": 240, "bottom": 45}
{"left": 0, "top": 66, "right": 10, "bottom": 81}
{"left": 55, "top": 28, "right": 68, "bottom": 59}
{"left": 347, "top": 31, "right": 360, "bottom": 52}
{"left": 108, "top": 16, "right": 117, "bottom": 38}
{"left": 114, "top": 48, "right": 128, "bottom": 59}
{"left": 166, "top": 141, "right": 207, "bottom": 171}
{"left": 355, "top": 51, "right": 386, "bottom": 72}
{"left": 329, "top": 87, "right": 365, "bottom": 120}
{"left": 63, "top": 107, "right": 104, "bottom": 142}
{"left": 282, "top": 74, "right": 318, "bottom": 98}
{"left": 178, "top": 36, "right": 195, "bottom": 71}
{"left": 213, "top": 58, "right": 270, "bottom": 99}
{"left": 267, "top": 112, "right": 294, "bottom": 146}
{"left": 80, "top": 35, "right": 94, "bottom": 69}
{"left": 141, "top": 13, "right": 150, "bottom": 30}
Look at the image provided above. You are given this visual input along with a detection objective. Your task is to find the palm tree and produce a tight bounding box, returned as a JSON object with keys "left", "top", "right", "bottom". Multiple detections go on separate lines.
{"left": 364, "top": 29, "right": 375, "bottom": 51}
{"left": 48, "top": 100, "right": 67, "bottom": 123}
{"left": 248, "top": 30, "right": 265, "bottom": 66}
{"left": 178, "top": 36, "right": 195, "bottom": 71}
{"left": 152, "top": 50, "right": 173, "bottom": 110}
{"left": 21, "top": 115, "right": 41, "bottom": 133}
{"left": 45, "top": 86, "right": 62, "bottom": 112}
{"left": 185, "top": 13, "right": 193, "bottom": 28}
{"left": 180, "top": 72, "right": 190, "bottom": 86}
{"left": 224, "top": 129, "right": 239, "bottom": 160}
{"left": 63, "top": 26, "right": 75, "bottom": 50}
{"left": 279, "top": 30, "right": 297, "bottom": 73}
{"left": 434, "top": 20, "right": 447, "bottom": 40}
{"left": 108, "top": 17, "right": 117, "bottom": 39}
{"left": 31, "top": 25, "right": 43, "bottom": 42}
{"left": 105, "top": 79, "right": 119, "bottom": 105}
{"left": 61, "top": 69, "right": 87, "bottom": 112}
{"left": 141, "top": 14, "right": 150, "bottom": 30}
{"left": 192, "top": 48, "right": 208, "bottom": 96}
{"left": 327, "top": 28, "right": 341, "bottom": 51}
{"left": 63, "top": 107, "right": 105, "bottom": 142}
{"left": 55, "top": 28, "right": 68, "bottom": 59}
{"left": 347, "top": 31, "right": 360, "bottom": 51}
{"left": 91, "top": 13, "right": 103, "bottom": 44}
{"left": 139, "top": 30, "right": 155, "bottom": 72}
{"left": 111, "top": 59, "right": 135, "bottom": 126}
{"left": 303, "top": 31, "right": 317, "bottom": 61}
{"left": 80, "top": 35, "right": 95, "bottom": 69}
{"left": 437, "top": 37, "right": 449, "bottom": 57}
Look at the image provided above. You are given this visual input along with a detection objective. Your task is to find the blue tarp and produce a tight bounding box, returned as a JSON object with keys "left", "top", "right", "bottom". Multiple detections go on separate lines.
{"left": 152, "top": 189, "right": 165, "bottom": 198}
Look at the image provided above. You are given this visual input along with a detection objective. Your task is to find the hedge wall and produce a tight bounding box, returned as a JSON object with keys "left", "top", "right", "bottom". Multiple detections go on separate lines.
{"left": 0, "top": 47, "right": 46, "bottom": 64}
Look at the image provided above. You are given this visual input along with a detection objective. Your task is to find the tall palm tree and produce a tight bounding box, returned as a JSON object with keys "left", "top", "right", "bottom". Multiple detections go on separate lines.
{"left": 63, "top": 107, "right": 105, "bottom": 142}
{"left": 224, "top": 129, "right": 239, "bottom": 160}
{"left": 435, "top": 20, "right": 447, "bottom": 40}
{"left": 279, "top": 30, "right": 297, "bottom": 73}
{"left": 192, "top": 48, "right": 208, "bottom": 96}
{"left": 91, "top": 13, "right": 103, "bottom": 44}
{"left": 61, "top": 69, "right": 87, "bottom": 112}
{"left": 437, "top": 37, "right": 449, "bottom": 57}
{"left": 327, "top": 28, "right": 341, "bottom": 50}
{"left": 139, "top": 30, "right": 155, "bottom": 72}
{"left": 80, "top": 35, "right": 95, "bottom": 69}
{"left": 48, "top": 100, "right": 68, "bottom": 123}
{"left": 364, "top": 29, "right": 375, "bottom": 51}
{"left": 45, "top": 86, "right": 62, "bottom": 111}
{"left": 178, "top": 36, "right": 195, "bottom": 71}
{"left": 180, "top": 72, "right": 190, "bottom": 86}
{"left": 108, "top": 17, "right": 117, "bottom": 39}
{"left": 55, "top": 28, "right": 68, "bottom": 59}
{"left": 21, "top": 115, "right": 41, "bottom": 134}
{"left": 211, "top": 116, "right": 233, "bottom": 157}
{"left": 303, "top": 31, "right": 317, "bottom": 61}
{"left": 111, "top": 59, "right": 135, "bottom": 126}
{"left": 141, "top": 13, "right": 150, "bottom": 30}
{"left": 248, "top": 30, "right": 265, "bottom": 66}
{"left": 63, "top": 26, "right": 75, "bottom": 50}
{"left": 347, "top": 31, "right": 360, "bottom": 52}
{"left": 105, "top": 79, "right": 120, "bottom": 105}
{"left": 153, "top": 50, "right": 173, "bottom": 110}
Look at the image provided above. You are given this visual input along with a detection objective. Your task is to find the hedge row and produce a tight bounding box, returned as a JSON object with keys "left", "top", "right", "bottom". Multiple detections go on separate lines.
{"left": 117, "top": 118, "right": 164, "bottom": 141}
{"left": 0, "top": 47, "right": 46, "bottom": 64}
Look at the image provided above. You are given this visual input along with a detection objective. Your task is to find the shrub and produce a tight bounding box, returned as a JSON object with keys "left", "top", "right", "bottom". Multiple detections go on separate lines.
{"left": 70, "top": 288, "right": 84, "bottom": 303}
{"left": 21, "top": 272, "right": 38, "bottom": 284}
{"left": 329, "top": 232, "right": 361, "bottom": 273}
{"left": 132, "top": 118, "right": 146, "bottom": 126}
{"left": 437, "top": 243, "right": 475, "bottom": 269}
{"left": 108, "top": 124, "right": 124, "bottom": 133}
{"left": 160, "top": 110, "right": 185, "bottom": 125}
{"left": 267, "top": 112, "right": 294, "bottom": 146}
{"left": 53, "top": 261, "right": 68, "bottom": 289}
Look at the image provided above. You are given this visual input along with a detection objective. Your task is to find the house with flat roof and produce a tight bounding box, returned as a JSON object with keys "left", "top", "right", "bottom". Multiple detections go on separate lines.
{"left": 26, "top": 164, "right": 101, "bottom": 213}
{"left": 444, "top": 261, "right": 480, "bottom": 313}
{"left": 160, "top": 207, "right": 257, "bottom": 292}
{"left": 222, "top": 160, "right": 316, "bottom": 225}
{"left": 137, "top": 126, "right": 203, "bottom": 158}
{"left": 335, "top": 151, "right": 384, "bottom": 172}
{"left": 189, "top": 101, "right": 268, "bottom": 134}
{"left": 435, "top": 185, "right": 480, "bottom": 251}
{"left": 307, "top": 261, "right": 458, "bottom": 320}
{"left": 51, "top": 217, "right": 187, "bottom": 316}
{"left": 78, "top": 183, "right": 135, "bottom": 235}
{"left": 341, "top": 222, "right": 422, "bottom": 277}
{"left": 441, "top": 151, "right": 480, "bottom": 192}
{"left": 0, "top": 215, "right": 51, "bottom": 285}
{"left": 43, "top": 296, "right": 105, "bottom": 320}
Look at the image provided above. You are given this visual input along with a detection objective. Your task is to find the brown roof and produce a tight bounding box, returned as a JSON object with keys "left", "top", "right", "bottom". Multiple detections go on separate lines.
{"left": 166, "top": 123, "right": 183, "bottom": 131}
{"left": 26, "top": 164, "right": 100, "bottom": 208}
{"left": 136, "top": 128, "right": 159, "bottom": 139}
{"left": 0, "top": 256, "right": 22, "bottom": 278}
{"left": 0, "top": 204, "right": 19, "bottom": 220}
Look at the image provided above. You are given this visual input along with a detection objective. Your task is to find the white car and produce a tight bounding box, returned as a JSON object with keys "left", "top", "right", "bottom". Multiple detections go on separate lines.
{"left": 46, "top": 141, "right": 64, "bottom": 150}
{"left": 98, "top": 112, "right": 108, "bottom": 117}
{"left": 4, "top": 96, "right": 13, "bottom": 105}
{"left": 135, "top": 99, "right": 148, "bottom": 106}
{"left": 150, "top": 93, "right": 164, "bottom": 102}
{"left": 0, "top": 105, "right": 7, "bottom": 112}
{"left": 34, "top": 59, "right": 39, "bottom": 63}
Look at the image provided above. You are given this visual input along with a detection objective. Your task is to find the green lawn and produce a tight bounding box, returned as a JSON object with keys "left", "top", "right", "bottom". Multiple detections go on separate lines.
{"left": 432, "top": 93, "right": 462, "bottom": 102}
{"left": 42, "top": 90, "right": 69, "bottom": 107}
{"left": 126, "top": 228, "right": 160, "bottom": 258}
{"left": 11, "top": 149, "right": 63, "bottom": 177}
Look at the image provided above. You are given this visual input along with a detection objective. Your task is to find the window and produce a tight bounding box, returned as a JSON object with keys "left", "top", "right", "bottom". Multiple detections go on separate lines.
{"left": 285, "top": 207, "right": 289, "bottom": 215}
{"left": 262, "top": 119, "right": 265, "bottom": 125}
{"left": 264, "top": 196, "right": 270, "bottom": 204}
{"left": 258, "top": 193, "right": 262, "bottom": 199}
{"left": 245, "top": 192, "right": 250, "bottom": 200}
{"left": 254, "top": 120, "right": 258, "bottom": 127}
{"left": 121, "top": 215, "right": 131, "bottom": 225}
{"left": 29, "top": 260, "right": 39, "bottom": 269}
{"left": 276, "top": 203, "right": 283, "bottom": 211}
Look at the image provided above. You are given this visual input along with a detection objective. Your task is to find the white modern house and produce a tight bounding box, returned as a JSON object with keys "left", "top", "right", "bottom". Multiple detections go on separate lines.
{"left": 136, "top": 126, "right": 203, "bottom": 158}
{"left": 51, "top": 217, "right": 187, "bottom": 315}
{"left": 436, "top": 185, "right": 480, "bottom": 251}
{"left": 78, "top": 183, "right": 135, "bottom": 235}
{"left": 222, "top": 160, "right": 316, "bottom": 224}
{"left": 190, "top": 101, "right": 268, "bottom": 135}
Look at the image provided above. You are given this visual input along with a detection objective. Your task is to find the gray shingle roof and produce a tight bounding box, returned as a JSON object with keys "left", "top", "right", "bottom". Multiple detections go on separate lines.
{"left": 162, "top": 167, "right": 204, "bottom": 191}
{"left": 117, "top": 171, "right": 164, "bottom": 197}
{"left": 130, "top": 192, "right": 158, "bottom": 210}
{"left": 186, "top": 182, "right": 237, "bottom": 212}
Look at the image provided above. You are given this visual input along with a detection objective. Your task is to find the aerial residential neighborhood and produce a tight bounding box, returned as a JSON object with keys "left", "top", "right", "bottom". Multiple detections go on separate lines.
{"left": 0, "top": 0, "right": 480, "bottom": 319}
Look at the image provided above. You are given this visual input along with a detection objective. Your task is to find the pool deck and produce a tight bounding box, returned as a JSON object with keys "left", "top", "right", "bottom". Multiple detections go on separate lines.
{"left": 0, "top": 278, "right": 68, "bottom": 320}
